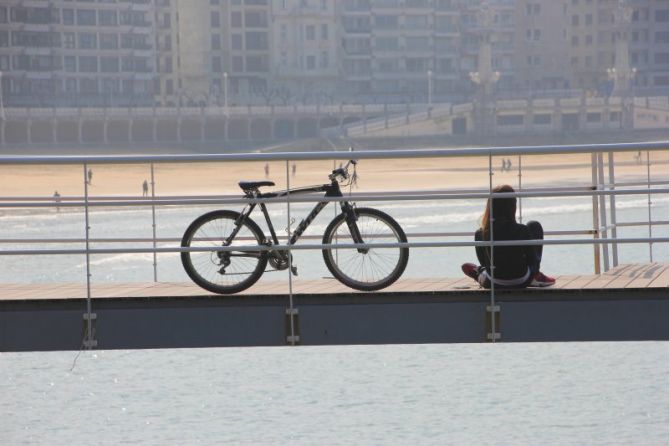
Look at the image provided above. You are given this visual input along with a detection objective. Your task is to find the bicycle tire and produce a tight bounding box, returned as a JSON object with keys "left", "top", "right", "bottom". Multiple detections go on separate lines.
{"left": 181, "top": 210, "right": 268, "bottom": 294}
{"left": 322, "top": 207, "right": 409, "bottom": 291}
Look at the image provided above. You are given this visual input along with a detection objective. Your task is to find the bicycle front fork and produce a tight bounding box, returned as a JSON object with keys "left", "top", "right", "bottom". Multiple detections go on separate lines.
{"left": 342, "top": 202, "right": 369, "bottom": 254}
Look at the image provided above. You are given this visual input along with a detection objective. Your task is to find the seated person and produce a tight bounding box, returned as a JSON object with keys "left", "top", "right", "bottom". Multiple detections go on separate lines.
{"left": 461, "top": 184, "right": 555, "bottom": 288}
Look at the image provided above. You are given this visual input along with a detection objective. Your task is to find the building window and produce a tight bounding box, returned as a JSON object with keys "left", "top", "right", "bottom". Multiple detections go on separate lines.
{"left": 231, "top": 12, "right": 242, "bottom": 27}
{"left": 98, "top": 10, "right": 117, "bottom": 26}
{"left": 64, "top": 55, "right": 77, "bottom": 72}
{"left": 321, "top": 24, "right": 328, "bottom": 40}
{"left": 100, "top": 57, "right": 119, "bottom": 73}
{"left": 79, "top": 56, "right": 98, "bottom": 72}
{"left": 246, "top": 31, "right": 268, "bottom": 50}
{"left": 211, "top": 11, "right": 220, "bottom": 27}
{"left": 63, "top": 32, "right": 76, "bottom": 49}
{"left": 211, "top": 34, "right": 221, "bottom": 50}
{"left": 245, "top": 11, "right": 267, "bottom": 27}
{"left": 212, "top": 56, "right": 221, "bottom": 72}
{"left": 306, "top": 55, "right": 316, "bottom": 70}
{"left": 99, "top": 33, "right": 117, "bottom": 50}
{"left": 76, "top": 9, "right": 96, "bottom": 26}
{"left": 62, "top": 9, "right": 74, "bottom": 25}
{"left": 231, "top": 34, "right": 242, "bottom": 50}
{"left": 306, "top": 25, "right": 315, "bottom": 40}
{"left": 78, "top": 33, "right": 97, "bottom": 49}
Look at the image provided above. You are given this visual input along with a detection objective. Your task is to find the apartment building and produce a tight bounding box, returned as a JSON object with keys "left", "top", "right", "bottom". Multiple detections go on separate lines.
{"left": 563, "top": 0, "right": 669, "bottom": 92}
{"left": 513, "top": 0, "right": 570, "bottom": 91}
{"left": 2, "top": 0, "right": 667, "bottom": 108}
{"left": 0, "top": 0, "right": 157, "bottom": 107}
{"left": 271, "top": 0, "right": 339, "bottom": 103}
{"left": 340, "top": 0, "right": 463, "bottom": 103}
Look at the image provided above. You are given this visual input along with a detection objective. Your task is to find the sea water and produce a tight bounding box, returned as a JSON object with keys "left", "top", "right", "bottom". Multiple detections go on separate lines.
{"left": 1, "top": 342, "right": 669, "bottom": 445}
{"left": 2, "top": 193, "right": 669, "bottom": 445}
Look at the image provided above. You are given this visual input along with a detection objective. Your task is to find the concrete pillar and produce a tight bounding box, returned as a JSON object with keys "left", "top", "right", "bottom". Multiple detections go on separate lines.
{"left": 553, "top": 101, "right": 561, "bottom": 133}
{"left": 26, "top": 118, "right": 32, "bottom": 144}
{"left": 0, "top": 121, "right": 5, "bottom": 145}
{"left": 200, "top": 117, "right": 205, "bottom": 143}
{"left": 103, "top": 119, "right": 109, "bottom": 144}
{"left": 177, "top": 118, "right": 182, "bottom": 143}
{"left": 129, "top": 118, "right": 134, "bottom": 143}
{"left": 77, "top": 119, "right": 83, "bottom": 144}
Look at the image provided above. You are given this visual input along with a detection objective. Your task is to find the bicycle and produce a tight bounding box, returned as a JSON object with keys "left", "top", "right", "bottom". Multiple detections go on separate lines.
{"left": 180, "top": 160, "right": 409, "bottom": 294}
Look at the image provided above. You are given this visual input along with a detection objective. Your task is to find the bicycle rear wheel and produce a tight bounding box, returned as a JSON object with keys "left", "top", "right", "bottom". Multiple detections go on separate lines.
{"left": 181, "top": 210, "right": 268, "bottom": 294}
{"left": 322, "top": 207, "right": 409, "bottom": 291}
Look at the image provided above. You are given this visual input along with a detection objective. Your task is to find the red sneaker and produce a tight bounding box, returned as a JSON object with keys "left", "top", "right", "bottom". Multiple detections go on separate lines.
{"left": 530, "top": 271, "right": 556, "bottom": 287}
{"left": 461, "top": 263, "right": 479, "bottom": 281}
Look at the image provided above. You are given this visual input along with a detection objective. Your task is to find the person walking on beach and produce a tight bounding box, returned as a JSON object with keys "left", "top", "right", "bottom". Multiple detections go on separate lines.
{"left": 292, "top": 162, "right": 296, "bottom": 177}
{"left": 264, "top": 163, "right": 269, "bottom": 178}
{"left": 461, "top": 184, "right": 555, "bottom": 288}
{"left": 142, "top": 180, "right": 149, "bottom": 197}
{"left": 53, "top": 190, "right": 61, "bottom": 212}
{"left": 87, "top": 168, "right": 93, "bottom": 185}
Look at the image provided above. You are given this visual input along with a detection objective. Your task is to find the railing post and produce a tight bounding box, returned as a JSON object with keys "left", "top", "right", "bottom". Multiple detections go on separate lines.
{"left": 517, "top": 154, "right": 523, "bottom": 224}
{"left": 83, "top": 162, "right": 96, "bottom": 349}
{"left": 607, "top": 151, "right": 619, "bottom": 267}
{"left": 646, "top": 150, "right": 654, "bottom": 262}
{"left": 487, "top": 151, "right": 499, "bottom": 342}
{"left": 597, "top": 152, "right": 610, "bottom": 271}
{"left": 591, "top": 153, "right": 601, "bottom": 274}
{"left": 150, "top": 163, "right": 158, "bottom": 282}
{"left": 285, "top": 160, "right": 298, "bottom": 345}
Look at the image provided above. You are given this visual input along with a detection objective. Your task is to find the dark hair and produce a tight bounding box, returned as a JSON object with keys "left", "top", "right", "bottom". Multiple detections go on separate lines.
{"left": 480, "top": 184, "right": 516, "bottom": 239}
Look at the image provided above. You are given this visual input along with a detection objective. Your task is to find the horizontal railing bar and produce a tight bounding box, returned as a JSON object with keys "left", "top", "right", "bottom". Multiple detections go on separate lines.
{"left": 0, "top": 230, "right": 598, "bottom": 245}
{"left": 0, "top": 142, "right": 667, "bottom": 165}
{"left": 614, "top": 221, "right": 669, "bottom": 227}
{"left": 1, "top": 237, "right": 667, "bottom": 256}
{"left": 607, "top": 180, "right": 669, "bottom": 188}
{"left": 1, "top": 187, "right": 669, "bottom": 209}
{"left": 0, "top": 185, "right": 603, "bottom": 202}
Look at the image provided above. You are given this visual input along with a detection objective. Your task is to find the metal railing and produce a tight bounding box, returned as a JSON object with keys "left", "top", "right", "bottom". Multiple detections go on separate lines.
{"left": 1, "top": 141, "right": 668, "bottom": 347}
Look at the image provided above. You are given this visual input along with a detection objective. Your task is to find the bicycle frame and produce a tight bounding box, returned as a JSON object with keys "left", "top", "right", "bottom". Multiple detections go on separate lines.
{"left": 235, "top": 178, "right": 362, "bottom": 250}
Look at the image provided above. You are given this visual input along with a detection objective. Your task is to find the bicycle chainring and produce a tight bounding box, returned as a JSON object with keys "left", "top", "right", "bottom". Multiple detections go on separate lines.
{"left": 268, "top": 251, "right": 291, "bottom": 270}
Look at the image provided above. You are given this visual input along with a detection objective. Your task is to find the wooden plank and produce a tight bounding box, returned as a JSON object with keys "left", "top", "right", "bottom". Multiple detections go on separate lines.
{"left": 560, "top": 275, "right": 600, "bottom": 290}
{"left": 648, "top": 266, "right": 669, "bottom": 288}
{"left": 625, "top": 264, "right": 668, "bottom": 289}
{"left": 606, "top": 263, "right": 661, "bottom": 289}
{"left": 553, "top": 275, "right": 580, "bottom": 290}
{"left": 603, "top": 263, "right": 634, "bottom": 276}
{"left": 583, "top": 273, "right": 623, "bottom": 289}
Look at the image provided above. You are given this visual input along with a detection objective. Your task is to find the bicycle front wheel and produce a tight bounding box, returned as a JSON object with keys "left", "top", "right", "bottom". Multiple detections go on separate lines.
{"left": 322, "top": 207, "right": 409, "bottom": 291}
{"left": 181, "top": 210, "right": 268, "bottom": 294}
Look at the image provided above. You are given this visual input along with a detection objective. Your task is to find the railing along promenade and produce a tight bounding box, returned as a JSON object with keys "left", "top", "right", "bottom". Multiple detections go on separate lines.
{"left": 1, "top": 141, "right": 668, "bottom": 349}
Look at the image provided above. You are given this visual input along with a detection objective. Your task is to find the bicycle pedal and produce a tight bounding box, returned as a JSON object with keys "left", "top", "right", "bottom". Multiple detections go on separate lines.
{"left": 291, "top": 266, "right": 298, "bottom": 276}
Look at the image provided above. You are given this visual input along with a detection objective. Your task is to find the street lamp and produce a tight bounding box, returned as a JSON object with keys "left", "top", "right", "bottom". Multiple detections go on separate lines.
{"left": 223, "top": 71, "right": 229, "bottom": 116}
{"left": 427, "top": 69, "right": 433, "bottom": 106}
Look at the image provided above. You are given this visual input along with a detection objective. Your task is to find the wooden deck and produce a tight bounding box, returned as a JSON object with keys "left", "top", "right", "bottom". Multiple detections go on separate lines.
{"left": 1, "top": 262, "right": 667, "bottom": 301}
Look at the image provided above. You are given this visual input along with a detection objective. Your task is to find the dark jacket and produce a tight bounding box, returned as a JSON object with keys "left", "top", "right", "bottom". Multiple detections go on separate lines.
{"left": 475, "top": 219, "right": 536, "bottom": 280}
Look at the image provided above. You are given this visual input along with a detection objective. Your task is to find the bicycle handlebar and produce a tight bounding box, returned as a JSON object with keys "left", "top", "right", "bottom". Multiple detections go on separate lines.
{"left": 329, "top": 159, "right": 357, "bottom": 182}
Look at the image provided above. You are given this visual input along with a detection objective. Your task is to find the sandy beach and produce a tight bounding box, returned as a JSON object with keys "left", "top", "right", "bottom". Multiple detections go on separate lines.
{"left": 0, "top": 151, "right": 667, "bottom": 198}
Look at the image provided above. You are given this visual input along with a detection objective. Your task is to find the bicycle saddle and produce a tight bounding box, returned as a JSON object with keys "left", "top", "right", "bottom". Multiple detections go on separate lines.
{"left": 238, "top": 180, "right": 275, "bottom": 190}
